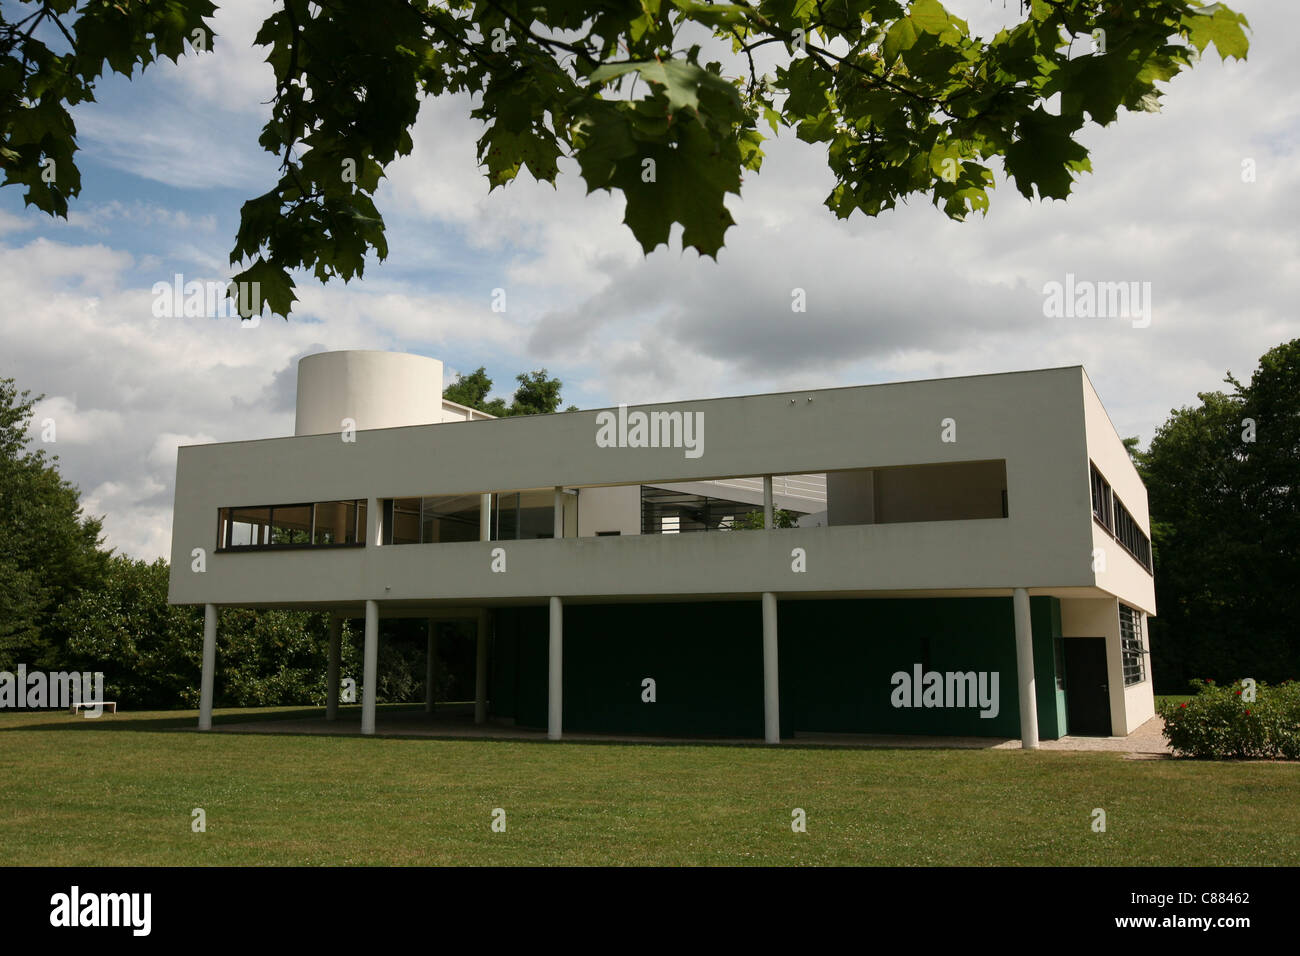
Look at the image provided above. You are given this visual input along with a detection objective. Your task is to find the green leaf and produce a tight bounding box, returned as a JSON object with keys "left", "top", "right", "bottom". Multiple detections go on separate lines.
{"left": 762, "top": 105, "right": 783, "bottom": 135}
{"left": 478, "top": 126, "right": 562, "bottom": 188}
{"left": 608, "top": 119, "right": 747, "bottom": 258}
{"left": 908, "top": 0, "right": 951, "bottom": 35}
{"left": 883, "top": 17, "right": 918, "bottom": 65}
{"left": 590, "top": 59, "right": 739, "bottom": 117}
{"left": 230, "top": 258, "right": 297, "bottom": 320}
{"left": 1004, "top": 107, "right": 1089, "bottom": 201}
{"left": 667, "top": 1, "right": 748, "bottom": 27}
{"left": 570, "top": 103, "right": 638, "bottom": 192}
{"left": 1183, "top": 5, "right": 1250, "bottom": 61}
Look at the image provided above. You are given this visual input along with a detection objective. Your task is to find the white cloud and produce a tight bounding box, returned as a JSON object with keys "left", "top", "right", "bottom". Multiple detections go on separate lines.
{"left": 66, "top": 201, "right": 218, "bottom": 236}
{"left": 169, "top": 0, "right": 280, "bottom": 114}
{"left": 0, "top": 235, "right": 572, "bottom": 558}
{"left": 0, "top": 208, "right": 34, "bottom": 236}
{"left": 149, "top": 432, "right": 217, "bottom": 469}
{"left": 73, "top": 106, "right": 275, "bottom": 191}
{"left": 66, "top": 0, "right": 279, "bottom": 191}
{"left": 80, "top": 478, "right": 172, "bottom": 562}
{"left": 27, "top": 396, "right": 125, "bottom": 445}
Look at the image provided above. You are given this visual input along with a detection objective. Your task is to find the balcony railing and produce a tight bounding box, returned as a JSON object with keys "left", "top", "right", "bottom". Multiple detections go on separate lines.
{"left": 705, "top": 474, "right": 827, "bottom": 505}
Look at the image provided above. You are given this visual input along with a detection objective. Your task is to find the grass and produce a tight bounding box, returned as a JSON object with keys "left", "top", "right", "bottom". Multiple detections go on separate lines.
{"left": 2, "top": 706, "right": 1297, "bottom": 866}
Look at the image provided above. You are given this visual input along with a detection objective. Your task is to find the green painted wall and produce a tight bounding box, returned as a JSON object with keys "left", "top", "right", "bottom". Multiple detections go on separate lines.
{"left": 778, "top": 598, "right": 1019, "bottom": 738}
{"left": 493, "top": 602, "right": 767, "bottom": 737}
{"left": 1031, "top": 596, "right": 1068, "bottom": 738}
{"left": 489, "top": 604, "right": 546, "bottom": 725}
{"left": 491, "top": 596, "right": 1065, "bottom": 740}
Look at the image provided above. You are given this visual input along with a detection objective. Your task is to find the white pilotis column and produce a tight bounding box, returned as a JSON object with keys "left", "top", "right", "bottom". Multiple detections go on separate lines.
{"left": 477, "top": 497, "right": 491, "bottom": 727}
{"left": 475, "top": 609, "right": 489, "bottom": 725}
{"left": 553, "top": 487, "right": 564, "bottom": 539}
{"left": 1013, "top": 587, "right": 1039, "bottom": 750}
{"left": 199, "top": 603, "right": 217, "bottom": 731}
{"left": 761, "top": 592, "right": 780, "bottom": 743}
{"left": 362, "top": 599, "right": 379, "bottom": 736}
{"left": 326, "top": 615, "right": 341, "bottom": 721}
{"left": 548, "top": 596, "right": 563, "bottom": 741}
{"left": 425, "top": 620, "right": 437, "bottom": 714}
{"left": 763, "top": 476, "right": 774, "bottom": 529}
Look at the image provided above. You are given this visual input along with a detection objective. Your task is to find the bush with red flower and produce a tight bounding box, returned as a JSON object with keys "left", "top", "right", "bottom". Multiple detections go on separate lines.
{"left": 1159, "top": 679, "right": 1300, "bottom": 759}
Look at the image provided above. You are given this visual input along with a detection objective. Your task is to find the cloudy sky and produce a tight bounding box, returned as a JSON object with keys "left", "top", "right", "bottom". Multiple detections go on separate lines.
{"left": 1, "top": 0, "right": 1295, "bottom": 561}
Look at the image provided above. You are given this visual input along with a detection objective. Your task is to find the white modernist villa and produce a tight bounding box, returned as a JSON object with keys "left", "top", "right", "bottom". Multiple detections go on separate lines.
{"left": 169, "top": 350, "right": 1157, "bottom": 747}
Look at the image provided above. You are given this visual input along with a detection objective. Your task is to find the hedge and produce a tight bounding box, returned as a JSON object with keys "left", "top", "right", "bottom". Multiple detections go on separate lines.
{"left": 1159, "top": 679, "right": 1300, "bottom": 759}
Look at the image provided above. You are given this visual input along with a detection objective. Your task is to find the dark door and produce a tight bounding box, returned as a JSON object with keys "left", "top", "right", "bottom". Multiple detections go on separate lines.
{"left": 1063, "top": 638, "right": 1111, "bottom": 736}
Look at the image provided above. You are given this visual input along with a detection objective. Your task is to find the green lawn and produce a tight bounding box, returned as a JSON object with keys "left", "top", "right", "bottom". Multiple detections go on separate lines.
{"left": 2, "top": 706, "right": 1297, "bottom": 866}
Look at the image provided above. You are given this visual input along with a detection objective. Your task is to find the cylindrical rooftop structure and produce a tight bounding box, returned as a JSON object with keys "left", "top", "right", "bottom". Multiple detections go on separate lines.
{"left": 294, "top": 350, "right": 445, "bottom": 436}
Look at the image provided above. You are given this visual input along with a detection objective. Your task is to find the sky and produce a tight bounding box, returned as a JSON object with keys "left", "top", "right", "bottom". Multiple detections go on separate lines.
{"left": 1, "top": 0, "right": 1296, "bottom": 562}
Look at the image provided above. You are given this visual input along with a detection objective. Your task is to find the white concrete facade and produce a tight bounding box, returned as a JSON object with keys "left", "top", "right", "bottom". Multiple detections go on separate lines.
{"left": 172, "top": 354, "right": 1157, "bottom": 741}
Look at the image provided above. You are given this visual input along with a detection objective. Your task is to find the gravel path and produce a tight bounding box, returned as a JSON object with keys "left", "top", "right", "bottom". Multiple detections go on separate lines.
{"left": 1036, "top": 716, "right": 1170, "bottom": 754}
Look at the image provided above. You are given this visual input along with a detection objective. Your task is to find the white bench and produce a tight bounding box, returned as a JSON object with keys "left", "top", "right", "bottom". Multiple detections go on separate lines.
{"left": 68, "top": 702, "right": 117, "bottom": 715}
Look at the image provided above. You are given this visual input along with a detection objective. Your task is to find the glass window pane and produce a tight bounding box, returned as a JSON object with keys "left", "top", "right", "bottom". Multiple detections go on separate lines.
{"left": 421, "top": 494, "right": 481, "bottom": 543}
{"left": 313, "top": 500, "right": 356, "bottom": 545}
{"left": 518, "top": 490, "right": 556, "bottom": 539}
{"left": 270, "top": 505, "right": 312, "bottom": 545}
{"left": 389, "top": 498, "right": 421, "bottom": 545}
{"left": 353, "top": 500, "right": 366, "bottom": 544}
{"left": 226, "top": 506, "right": 270, "bottom": 547}
{"left": 221, "top": 501, "right": 367, "bottom": 549}
{"left": 1120, "top": 604, "right": 1145, "bottom": 685}
{"left": 493, "top": 492, "right": 519, "bottom": 541}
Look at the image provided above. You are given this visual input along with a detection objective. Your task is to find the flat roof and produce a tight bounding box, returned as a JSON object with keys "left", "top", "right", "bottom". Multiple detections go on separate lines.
{"left": 179, "top": 364, "right": 1086, "bottom": 451}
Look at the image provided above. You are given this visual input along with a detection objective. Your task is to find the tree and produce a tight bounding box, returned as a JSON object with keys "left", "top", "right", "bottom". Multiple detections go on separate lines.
{"left": 443, "top": 365, "right": 571, "bottom": 415}
{"left": 0, "top": 377, "right": 108, "bottom": 670}
{"left": 443, "top": 366, "right": 509, "bottom": 416}
{"left": 509, "top": 368, "right": 565, "bottom": 415}
{"left": 57, "top": 556, "right": 204, "bottom": 707}
{"left": 2, "top": 1, "right": 1248, "bottom": 318}
{"left": 727, "top": 508, "right": 798, "bottom": 529}
{"left": 58, "top": 553, "right": 365, "bottom": 708}
{"left": 216, "top": 606, "right": 348, "bottom": 707}
{"left": 1137, "top": 339, "right": 1300, "bottom": 690}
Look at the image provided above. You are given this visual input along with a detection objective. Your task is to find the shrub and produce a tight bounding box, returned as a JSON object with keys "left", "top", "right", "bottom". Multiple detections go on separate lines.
{"left": 58, "top": 555, "right": 360, "bottom": 709}
{"left": 1159, "top": 679, "right": 1300, "bottom": 759}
